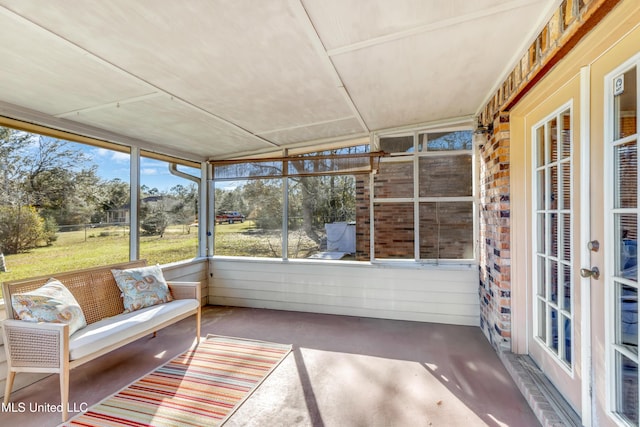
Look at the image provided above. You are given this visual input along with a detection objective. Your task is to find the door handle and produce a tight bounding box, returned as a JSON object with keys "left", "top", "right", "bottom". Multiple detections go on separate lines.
{"left": 580, "top": 267, "right": 600, "bottom": 280}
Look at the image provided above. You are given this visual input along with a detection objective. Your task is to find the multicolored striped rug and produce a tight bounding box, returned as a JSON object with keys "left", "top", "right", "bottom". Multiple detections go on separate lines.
{"left": 65, "top": 335, "right": 292, "bottom": 427}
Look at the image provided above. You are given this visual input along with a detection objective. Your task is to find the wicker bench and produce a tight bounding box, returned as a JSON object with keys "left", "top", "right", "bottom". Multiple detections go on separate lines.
{"left": 1, "top": 260, "right": 201, "bottom": 422}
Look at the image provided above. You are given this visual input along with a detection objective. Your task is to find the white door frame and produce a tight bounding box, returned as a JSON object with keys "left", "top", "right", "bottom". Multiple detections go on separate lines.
{"left": 579, "top": 65, "right": 593, "bottom": 427}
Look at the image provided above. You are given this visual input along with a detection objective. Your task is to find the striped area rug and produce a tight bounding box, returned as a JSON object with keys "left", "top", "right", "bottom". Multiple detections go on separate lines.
{"left": 65, "top": 335, "right": 292, "bottom": 427}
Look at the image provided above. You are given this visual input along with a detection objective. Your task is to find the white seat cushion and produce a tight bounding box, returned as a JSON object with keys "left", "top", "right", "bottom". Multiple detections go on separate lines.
{"left": 69, "top": 299, "right": 199, "bottom": 360}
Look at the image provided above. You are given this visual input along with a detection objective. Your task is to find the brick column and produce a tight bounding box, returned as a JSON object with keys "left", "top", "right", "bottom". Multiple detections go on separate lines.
{"left": 479, "top": 113, "right": 511, "bottom": 350}
{"left": 355, "top": 174, "right": 370, "bottom": 260}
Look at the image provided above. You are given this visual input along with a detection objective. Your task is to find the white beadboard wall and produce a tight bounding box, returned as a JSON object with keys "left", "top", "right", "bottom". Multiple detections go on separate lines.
{"left": 0, "top": 258, "right": 209, "bottom": 399}
{"left": 209, "top": 258, "right": 480, "bottom": 326}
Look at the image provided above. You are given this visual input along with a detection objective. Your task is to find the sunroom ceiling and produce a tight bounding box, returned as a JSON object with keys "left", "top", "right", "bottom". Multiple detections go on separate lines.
{"left": 0, "top": 1, "right": 557, "bottom": 161}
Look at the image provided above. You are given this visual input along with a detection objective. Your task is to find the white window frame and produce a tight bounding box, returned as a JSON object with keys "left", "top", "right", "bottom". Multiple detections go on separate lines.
{"left": 604, "top": 54, "right": 640, "bottom": 427}
{"left": 531, "top": 100, "right": 575, "bottom": 375}
{"left": 372, "top": 124, "right": 476, "bottom": 264}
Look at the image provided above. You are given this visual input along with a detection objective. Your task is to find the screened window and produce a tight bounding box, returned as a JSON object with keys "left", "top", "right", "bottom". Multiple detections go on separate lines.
{"left": 0, "top": 125, "right": 130, "bottom": 289}
{"left": 373, "top": 129, "right": 474, "bottom": 261}
{"left": 214, "top": 179, "right": 283, "bottom": 258}
{"left": 139, "top": 155, "right": 200, "bottom": 264}
{"left": 212, "top": 145, "right": 372, "bottom": 260}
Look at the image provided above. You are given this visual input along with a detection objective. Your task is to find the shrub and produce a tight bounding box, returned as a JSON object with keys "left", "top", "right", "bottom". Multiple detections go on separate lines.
{"left": 0, "top": 205, "right": 49, "bottom": 254}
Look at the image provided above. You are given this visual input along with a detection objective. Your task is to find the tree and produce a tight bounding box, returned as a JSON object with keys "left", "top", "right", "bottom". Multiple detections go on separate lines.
{"left": 241, "top": 180, "right": 282, "bottom": 229}
{"left": 0, "top": 205, "right": 54, "bottom": 254}
{"left": 96, "top": 178, "right": 130, "bottom": 223}
{"left": 170, "top": 183, "right": 198, "bottom": 231}
{"left": 0, "top": 127, "right": 108, "bottom": 254}
{"left": 140, "top": 208, "right": 169, "bottom": 236}
{"left": 0, "top": 127, "right": 32, "bottom": 206}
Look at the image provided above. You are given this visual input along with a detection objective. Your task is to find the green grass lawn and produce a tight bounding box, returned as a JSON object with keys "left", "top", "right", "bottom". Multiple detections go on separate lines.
{"left": 0, "top": 225, "right": 197, "bottom": 298}
{"left": 0, "top": 220, "right": 321, "bottom": 299}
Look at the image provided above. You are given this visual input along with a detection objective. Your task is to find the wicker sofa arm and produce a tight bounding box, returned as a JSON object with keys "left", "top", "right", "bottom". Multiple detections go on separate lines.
{"left": 2, "top": 319, "right": 68, "bottom": 370}
{"left": 167, "top": 281, "right": 201, "bottom": 302}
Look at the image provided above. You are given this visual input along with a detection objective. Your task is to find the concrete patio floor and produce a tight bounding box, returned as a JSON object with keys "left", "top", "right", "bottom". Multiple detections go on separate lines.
{"left": 0, "top": 306, "right": 540, "bottom": 426}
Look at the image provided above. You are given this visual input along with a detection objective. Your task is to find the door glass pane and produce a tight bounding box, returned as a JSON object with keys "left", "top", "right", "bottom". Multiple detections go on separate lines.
{"left": 618, "top": 283, "right": 638, "bottom": 348}
{"left": 537, "top": 126, "right": 546, "bottom": 167}
{"left": 560, "top": 162, "right": 571, "bottom": 209}
{"left": 562, "top": 315, "right": 572, "bottom": 364}
{"left": 551, "top": 307, "right": 559, "bottom": 353}
{"left": 562, "top": 263, "right": 572, "bottom": 313}
{"left": 551, "top": 213, "right": 558, "bottom": 258}
{"left": 538, "top": 256, "right": 547, "bottom": 297}
{"left": 550, "top": 118, "right": 559, "bottom": 163}
{"left": 537, "top": 170, "right": 546, "bottom": 209}
{"left": 560, "top": 109, "right": 572, "bottom": 159}
{"left": 550, "top": 260, "right": 558, "bottom": 303}
{"left": 538, "top": 213, "right": 547, "bottom": 254}
{"left": 616, "top": 352, "right": 639, "bottom": 425}
{"left": 614, "top": 67, "right": 637, "bottom": 140}
{"left": 561, "top": 214, "right": 571, "bottom": 262}
{"left": 617, "top": 214, "right": 638, "bottom": 281}
{"left": 614, "top": 142, "right": 637, "bottom": 209}
{"left": 550, "top": 165, "right": 559, "bottom": 209}
{"left": 538, "top": 298, "right": 547, "bottom": 342}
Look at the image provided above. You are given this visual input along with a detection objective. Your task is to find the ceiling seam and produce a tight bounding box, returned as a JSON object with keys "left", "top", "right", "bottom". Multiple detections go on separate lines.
{"left": 54, "top": 93, "right": 165, "bottom": 118}
{"left": 254, "top": 116, "right": 359, "bottom": 136}
{"left": 294, "top": 0, "right": 370, "bottom": 134}
{"left": 325, "top": 0, "right": 546, "bottom": 57}
{"left": 0, "top": 4, "right": 279, "bottom": 149}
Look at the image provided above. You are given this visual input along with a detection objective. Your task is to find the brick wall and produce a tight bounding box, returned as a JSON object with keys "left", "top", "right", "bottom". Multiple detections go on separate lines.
{"left": 355, "top": 175, "right": 370, "bottom": 260}
{"left": 355, "top": 155, "right": 473, "bottom": 260}
{"left": 479, "top": 113, "right": 512, "bottom": 350}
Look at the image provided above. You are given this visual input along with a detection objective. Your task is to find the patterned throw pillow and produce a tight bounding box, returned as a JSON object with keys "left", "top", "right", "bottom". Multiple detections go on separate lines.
{"left": 111, "top": 264, "right": 173, "bottom": 313}
{"left": 11, "top": 278, "right": 87, "bottom": 336}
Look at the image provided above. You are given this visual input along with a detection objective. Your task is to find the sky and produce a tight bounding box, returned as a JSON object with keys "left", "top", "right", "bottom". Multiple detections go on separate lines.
{"left": 83, "top": 145, "right": 200, "bottom": 192}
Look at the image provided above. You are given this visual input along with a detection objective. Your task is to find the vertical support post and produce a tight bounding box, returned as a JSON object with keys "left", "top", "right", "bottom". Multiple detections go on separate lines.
{"left": 199, "top": 162, "right": 209, "bottom": 258}
{"left": 282, "top": 149, "right": 289, "bottom": 260}
{"left": 130, "top": 147, "right": 140, "bottom": 261}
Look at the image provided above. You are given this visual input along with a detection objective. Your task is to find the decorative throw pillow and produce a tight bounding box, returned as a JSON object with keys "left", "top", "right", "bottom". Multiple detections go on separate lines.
{"left": 111, "top": 264, "right": 173, "bottom": 313}
{"left": 11, "top": 278, "right": 87, "bottom": 336}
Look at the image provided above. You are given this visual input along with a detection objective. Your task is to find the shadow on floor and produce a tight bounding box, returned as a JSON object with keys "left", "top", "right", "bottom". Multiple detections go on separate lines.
{"left": 0, "top": 305, "right": 540, "bottom": 427}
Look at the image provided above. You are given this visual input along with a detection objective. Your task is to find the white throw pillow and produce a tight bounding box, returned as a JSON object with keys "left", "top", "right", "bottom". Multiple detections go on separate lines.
{"left": 111, "top": 264, "right": 173, "bottom": 313}
{"left": 11, "top": 278, "right": 87, "bottom": 336}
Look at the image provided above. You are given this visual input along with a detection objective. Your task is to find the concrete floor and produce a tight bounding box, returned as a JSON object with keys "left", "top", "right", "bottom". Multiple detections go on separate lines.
{"left": 0, "top": 306, "right": 540, "bottom": 427}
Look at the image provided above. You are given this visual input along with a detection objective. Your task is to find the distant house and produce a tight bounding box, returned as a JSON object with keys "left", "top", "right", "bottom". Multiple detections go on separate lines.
{"left": 106, "top": 196, "right": 163, "bottom": 224}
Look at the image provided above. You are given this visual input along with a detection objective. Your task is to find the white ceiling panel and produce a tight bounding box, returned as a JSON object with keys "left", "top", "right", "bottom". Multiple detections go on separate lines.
{"left": 0, "top": 8, "right": 154, "bottom": 116}
{"left": 0, "top": 1, "right": 558, "bottom": 159}
{"left": 0, "top": 1, "right": 360, "bottom": 134}
{"left": 302, "top": 0, "right": 514, "bottom": 50}
{"left": 67, "top": 96, "right": 271, "bottom": 159}
{"left": 256, "top": 117, "right": 367, "bottom": 146}
{"left": 329, "top": 1, "right": 549, "bottom": 130}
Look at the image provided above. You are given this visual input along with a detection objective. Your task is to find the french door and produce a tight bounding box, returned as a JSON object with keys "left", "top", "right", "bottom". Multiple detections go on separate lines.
{"left": 530, "top": 93, "right": 583, "bottom": 415}
{"left": 602, "top": 58, "right": 639, "bottom": 426}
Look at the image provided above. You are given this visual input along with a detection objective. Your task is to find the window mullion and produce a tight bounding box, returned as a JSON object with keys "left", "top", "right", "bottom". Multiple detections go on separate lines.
{"left": 414, "top": 131, "right": 420, "bottom": 261}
